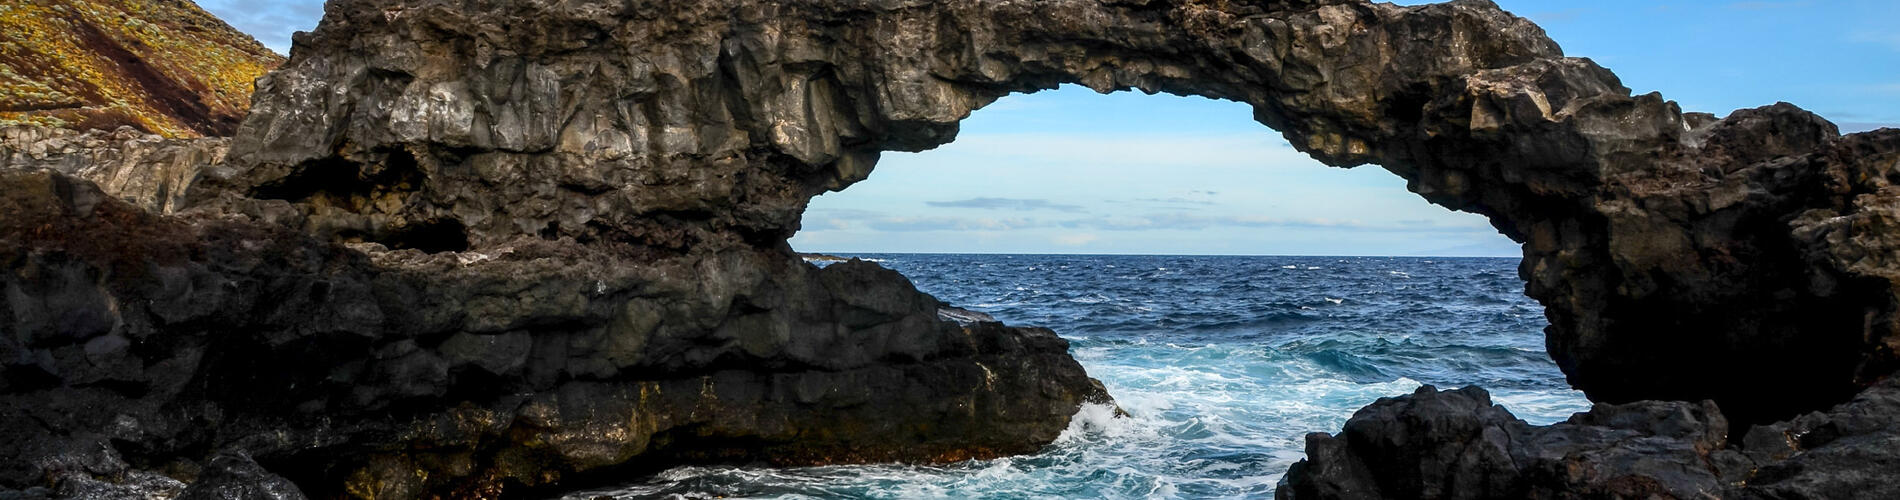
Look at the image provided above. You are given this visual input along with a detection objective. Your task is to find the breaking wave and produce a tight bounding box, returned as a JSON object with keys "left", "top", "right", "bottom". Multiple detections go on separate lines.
{"left": 567, "top": 255, "right": 1587, "bottom": 499}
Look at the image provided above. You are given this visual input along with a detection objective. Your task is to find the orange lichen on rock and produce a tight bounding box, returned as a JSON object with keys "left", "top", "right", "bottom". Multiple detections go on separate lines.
{"left": 0, "top": 0, "right": 282, "bottom": 137}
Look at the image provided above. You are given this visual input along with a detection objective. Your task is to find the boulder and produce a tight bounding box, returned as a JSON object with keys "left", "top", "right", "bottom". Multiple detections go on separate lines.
{"left": 1280, "top": 380, "right": 1900, "bottom": 499}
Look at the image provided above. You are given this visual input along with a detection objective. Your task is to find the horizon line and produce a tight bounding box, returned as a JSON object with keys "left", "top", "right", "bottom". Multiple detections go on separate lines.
{"left": 795, "top": 250, "right": 1523, "bottom": 258}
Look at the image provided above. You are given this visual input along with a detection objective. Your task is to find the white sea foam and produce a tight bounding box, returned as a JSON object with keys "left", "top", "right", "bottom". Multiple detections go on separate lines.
{"left": 1491, "top": 388, "right": 1592, "bottom": 425}
{"left": 1057, "top": 403, "right": 1139, "bottom": 443}
{"left": 566, "top": 255, "right": 1584, "bottom": 500}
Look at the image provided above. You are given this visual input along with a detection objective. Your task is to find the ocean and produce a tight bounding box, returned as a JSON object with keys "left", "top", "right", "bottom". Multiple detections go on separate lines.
{"left": 565, "top": 254, "right": 1589, "bottom": 499}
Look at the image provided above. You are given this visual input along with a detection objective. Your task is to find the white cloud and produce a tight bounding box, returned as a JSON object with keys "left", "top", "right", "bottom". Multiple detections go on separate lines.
{"left": 807, "top": 212, "right": 1053, "bottom": 232}
{"left": 1052, "top": 233, "right": 1100, "bottom": 246}
{"left": 1850, "top": 31, "right": 1900, "bottom": 52}
{"left": 800, "top": 210, "right": 1495, "bottom": 235}
{"left": 1064, "top": 212, "right": 1491, "bottom": 233}
{"left": 942, "top": 132, "right": 1311, "bottom": 170}
{"left": 927, "top": 197, "right": 1084, "bottom": 212}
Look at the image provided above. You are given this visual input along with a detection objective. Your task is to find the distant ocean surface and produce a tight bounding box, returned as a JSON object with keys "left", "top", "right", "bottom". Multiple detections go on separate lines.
{"left": 567, "top": 254, "right": 1589, "bottom": 499}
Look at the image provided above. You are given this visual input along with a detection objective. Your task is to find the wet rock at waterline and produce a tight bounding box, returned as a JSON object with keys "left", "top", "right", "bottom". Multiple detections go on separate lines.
{"left": 175, "top": 453, "right": 309, "bottom": 500}
{"left": 3, "top": 0, "right": 1900, "bottom": 498}
{"left": 1279, "top": 380, "right": 1900, "bottom": 499}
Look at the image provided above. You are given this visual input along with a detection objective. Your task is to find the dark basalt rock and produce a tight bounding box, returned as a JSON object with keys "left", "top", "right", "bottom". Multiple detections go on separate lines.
{"left": 175, "top": 453, "right": 308, "bottom": 500}
{"left": 1278, "top": 380, "right": 1900, "bottom": 499}
{"left": 217, "top": 0, "right": 1900, "bottom": 426}
{"left": 0, "top": 168, "right": 1106, "bottom": 497}
{"left": 5, "top": 0, "right": 1900, "bottom": 498}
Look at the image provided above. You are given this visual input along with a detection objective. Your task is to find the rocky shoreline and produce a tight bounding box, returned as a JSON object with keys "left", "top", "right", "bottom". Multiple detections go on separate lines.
{"left": 0, "top": 160, "right": 1108, "bottom": 498}
{"left": 1279, "top": 379, "right": 1900, "bottom": 499}
{"left": 4, "top": 0, "right": 1899, "bottom": 498}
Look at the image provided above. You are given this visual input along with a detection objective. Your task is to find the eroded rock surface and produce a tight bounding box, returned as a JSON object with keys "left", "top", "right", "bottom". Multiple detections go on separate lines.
{"left": 218, "top": 0, "right": 1900, "bottom": 425}
{"left": 5, "top": 0, "right": 1900, "bottom": 498}
{"left": 1278, "top": 380, "right": 1900, "bottom": 499}
{"left": 0, "top": 168, "right": 1104, "bottom": 498}
{"left": 0, "top": 126, "right": 227, "bottom": 214}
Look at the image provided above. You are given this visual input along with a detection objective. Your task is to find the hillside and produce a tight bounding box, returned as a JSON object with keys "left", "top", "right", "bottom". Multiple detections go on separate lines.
{"left": 0, "top": 0, "right": 282, "bottom": 137}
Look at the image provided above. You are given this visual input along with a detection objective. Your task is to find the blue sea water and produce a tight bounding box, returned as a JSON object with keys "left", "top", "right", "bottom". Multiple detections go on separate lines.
{"left": 566, "top": 254, "right": 1589, "bottom": 499}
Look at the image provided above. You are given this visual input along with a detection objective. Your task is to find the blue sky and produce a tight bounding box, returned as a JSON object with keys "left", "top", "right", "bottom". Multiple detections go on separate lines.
{"left": 206, "top": 1, "right": 1899, "bottom": 257}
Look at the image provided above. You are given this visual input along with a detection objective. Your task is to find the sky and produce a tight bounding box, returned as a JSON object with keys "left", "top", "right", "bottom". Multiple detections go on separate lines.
{"left": 203, "top": 1, "right": 1900, "bottom": 257}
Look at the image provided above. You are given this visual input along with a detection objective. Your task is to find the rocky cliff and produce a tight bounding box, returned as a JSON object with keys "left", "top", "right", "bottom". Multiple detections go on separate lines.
{"left": 4, "top": 0, "right": 1900, "bottom": 498}
{"left": 224, "top": 0, "right": 1900, "bottom": 425}
{"left": 0, "top": 0, "right": 282, "bottom": 137}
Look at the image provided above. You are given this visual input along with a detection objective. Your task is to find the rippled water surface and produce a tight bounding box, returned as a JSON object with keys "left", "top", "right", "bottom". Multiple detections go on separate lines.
{"left": 566, "top": 255, "right": 1588, "bottom": 499}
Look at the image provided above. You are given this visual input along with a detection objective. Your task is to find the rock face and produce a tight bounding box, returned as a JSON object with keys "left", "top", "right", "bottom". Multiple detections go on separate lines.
{"left": 0, "top": 167, "right": 1105, "bottom": 498}
{"left": 221, "top": 0, "right": 1900, "bottom": 426}
{"left": 0, "top": 126, "right": 227, "bottom": 214}
{"left": 0, "top": 0, "right": 282, "bottom": 137}
{"left": 1278, "top": 380, "right": 1900, "bottom": 499}
{"left": 5, "top": 0, "right": 1900, "bottom": 498}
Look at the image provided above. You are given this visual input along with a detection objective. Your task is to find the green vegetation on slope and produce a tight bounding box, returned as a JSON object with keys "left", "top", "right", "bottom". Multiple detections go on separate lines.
{"left": 0, "top": 0, "right": 283, "bottom": 137}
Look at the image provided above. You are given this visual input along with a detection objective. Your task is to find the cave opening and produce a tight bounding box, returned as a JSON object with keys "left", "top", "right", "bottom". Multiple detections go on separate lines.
{"left": 250, "top": 148, "right": 426, "bottom": 211}
{"left": 250, "top": 148, "right": 471, "bottom": 253}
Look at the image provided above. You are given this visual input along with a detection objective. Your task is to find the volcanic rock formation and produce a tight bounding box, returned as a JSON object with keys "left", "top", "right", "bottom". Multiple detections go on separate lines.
{"left": 0, "top": 0, "right": 282, "bottom": 137}
{"left": 0, "top": 163, "right": 1106, "bottom": 498}
{"left": 1278, "top": 382, "right": 1900, "bottom": 499}
{"left": 0, "top": 126, "right": 228, "bottom": 213}
{"left": 225, "top": 0, "right": 1900, "bottom": 425}
{"left": 4, "top": 0, "right": 1900, "bottom": 498}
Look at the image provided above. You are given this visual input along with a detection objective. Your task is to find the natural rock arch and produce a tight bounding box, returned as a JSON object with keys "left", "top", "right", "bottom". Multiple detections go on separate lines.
{"left": 8, "top": 0, "right": 1898, "bottom": 498}
{"left": 223, "top": 0, "right": 1898, "bottom": 426}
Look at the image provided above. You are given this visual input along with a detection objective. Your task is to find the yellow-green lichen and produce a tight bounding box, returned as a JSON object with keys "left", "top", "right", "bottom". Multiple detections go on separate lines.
{"left": 0, "top": 0, "right": 283, "bottom": 137}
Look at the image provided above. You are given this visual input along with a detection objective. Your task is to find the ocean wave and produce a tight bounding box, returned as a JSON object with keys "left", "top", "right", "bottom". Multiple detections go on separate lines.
{"left": 604, "top": 254, "right": 1578, "bottom": 498}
